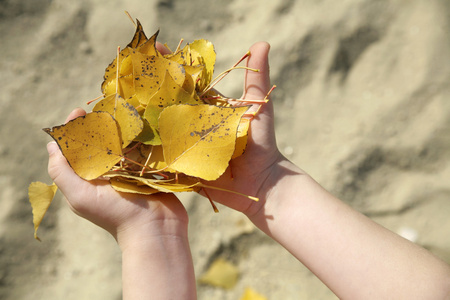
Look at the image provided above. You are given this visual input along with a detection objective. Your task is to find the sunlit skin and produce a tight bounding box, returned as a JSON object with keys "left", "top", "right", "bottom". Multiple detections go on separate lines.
{"left": 48, "top": 41, "right": 450, "bottom": 299}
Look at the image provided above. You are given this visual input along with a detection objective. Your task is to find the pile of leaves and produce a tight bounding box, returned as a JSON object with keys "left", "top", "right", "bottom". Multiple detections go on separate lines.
{"left": 29, "top": 19, "right": 272, "bottom": 240}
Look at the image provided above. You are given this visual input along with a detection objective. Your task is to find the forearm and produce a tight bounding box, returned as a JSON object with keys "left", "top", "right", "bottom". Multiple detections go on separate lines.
{"left": 251, "top": 158, "right": 450, "bottom": 299}
{"left": 119, "top": 221, "right": 196, "bottom": 300}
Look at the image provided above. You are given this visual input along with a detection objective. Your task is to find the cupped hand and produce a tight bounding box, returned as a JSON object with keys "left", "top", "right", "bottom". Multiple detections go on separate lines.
{"left": 201, "top": 42, "right": 286, "bottom": 218}
{"left": 47, "top": 108, "right": 188, "bottom": 249}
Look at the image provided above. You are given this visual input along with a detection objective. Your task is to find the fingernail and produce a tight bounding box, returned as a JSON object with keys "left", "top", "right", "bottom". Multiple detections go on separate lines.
{"left": 47, "top": 141, "right": 58, "bottom": 155}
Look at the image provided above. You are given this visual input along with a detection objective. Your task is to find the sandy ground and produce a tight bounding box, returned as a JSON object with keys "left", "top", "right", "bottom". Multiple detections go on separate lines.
{"left": 1, "top": 0, "right": 450, "bottom": 299}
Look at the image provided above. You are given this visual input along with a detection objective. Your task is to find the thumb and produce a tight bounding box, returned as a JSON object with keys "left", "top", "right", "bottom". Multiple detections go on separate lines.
{"left": 48, "top": 107, "right": 88, "bottom": 195}
{"left": 47, "top": 141, "right": 89, "bottom": 202}
{"left": 242, "top": 42, "right": 271, "bottom": 100}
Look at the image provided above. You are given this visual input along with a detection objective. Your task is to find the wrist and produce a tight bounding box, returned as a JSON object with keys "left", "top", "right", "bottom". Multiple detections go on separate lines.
{"left": 245, "top": 157, "right": 310, "bottom": 234}
{"left": 116, "top": 216, "right": 189, "bottom": 253}
{"left": 120, "top": 221, "right": 196, "bottom": 300}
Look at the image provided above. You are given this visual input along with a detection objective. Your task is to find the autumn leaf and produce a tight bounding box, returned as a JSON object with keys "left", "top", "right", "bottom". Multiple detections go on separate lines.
{"left": 143, "top": 71, "right": 202, "bottom": 130}
{"left": 105, "top": 173, "right": 201, "bottom": 193}
{"left": 126, "top": 19, "right": 148, "bottom": 49}
{"left": 28, "top": 182, "right": 58, "bottom": 241}
{"left": 109, "top": 177, "right": 159, "bottom": 195}
{"left": 182, "top": 65, "right": 204, "bottom": 95}
{"left": 159, "top": 104, "right": 249, "bottom": 180}
{"left": 101, "top": 22, "right": 158, "bottom": 95}
{"left": 43, "top": 111, "right": 123, "bottom": 180}
{"left": 136, "top": 29, "right": 160, "bottom": 57}
{"left": 189, "top": 39, "right": 216, "bottom": 91}
{"left": 93, "top": 94, "right": 144, "bottom": 147}
{"left": 134, "top": 119, "right": 160, "bottom": 145}
{"left": 240, "top": 287, "right": 268, "bottom": 300}
{"left": 199, "top": 258, "right": 240, "bottom": 289}
{"left": 232, "top": 118, "right": 250, "bottom": 159}
{"left": 103, "top": 74, "right": 135, "bottom": 100}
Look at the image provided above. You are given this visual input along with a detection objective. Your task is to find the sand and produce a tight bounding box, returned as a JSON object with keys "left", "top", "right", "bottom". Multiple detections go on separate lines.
{"left": 1, "top": 0, "right": 449, "bottom": 299}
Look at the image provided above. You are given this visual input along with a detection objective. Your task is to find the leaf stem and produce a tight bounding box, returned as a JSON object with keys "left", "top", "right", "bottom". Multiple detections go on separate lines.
{"left": 202, "top": 188, "right": 219, "bottom": 213}
{"left": 175, "top": 38, "right": 184, "bottom": 53}
{"left": 86, "top": 94, "right": 105, "bottom": 105}
{"left": 199, "top": 50, "right": 253, "bottom": 97}
{"left": 199, "top": 183, "right": 259, "bottom": 202}
{"left": 124, "top": 11, "right": 137, "bottom": 28}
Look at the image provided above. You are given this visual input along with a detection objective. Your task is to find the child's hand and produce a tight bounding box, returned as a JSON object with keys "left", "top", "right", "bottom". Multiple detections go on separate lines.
{"left": 47, "top": 108, "right": 189, "bottom": 249}
{"left": 201, "top": 42, "right": 289, "bottom": 218}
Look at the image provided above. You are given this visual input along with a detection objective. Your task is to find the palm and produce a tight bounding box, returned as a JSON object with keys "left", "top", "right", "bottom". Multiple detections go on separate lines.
{"left": 48, "top": 109, "right": 187, "bottom": 239}
{"left": 201, "top": 42, "right": 282, "bottom": 215}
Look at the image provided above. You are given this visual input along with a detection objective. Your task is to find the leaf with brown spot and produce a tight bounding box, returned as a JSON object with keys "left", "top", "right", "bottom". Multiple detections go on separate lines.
{"left": 131, "top": 52, "right": 186, "bottom": 105}
{"left": 93, "top": 94, "right": 143, "bottom": 147}
{"left": 159, "top": 104, "right": 249, "bottom": 180}
{"left": 136, "top": 29, "right": 160, "bottom": 56}
{"left": 126, "top": 19, "right": 148, "bottom": 49}
{"left": 43, "top": 112, "right": 123, "bottom": 180}
{"left": 102, "top": 47, "right": 132, "bottom": 94}
{"left": 143, "top": 71, "right": 202, "bottom": 130}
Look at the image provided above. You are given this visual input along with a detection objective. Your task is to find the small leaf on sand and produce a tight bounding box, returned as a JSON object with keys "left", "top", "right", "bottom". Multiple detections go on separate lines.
{"left": 240, "top": 287, "right": 268, "bottom": 300}
{"left": 28, "top": 182, "right": 58, "bottom": 241}
{"left": 43, "top": 112, "right": 123, "bottom": 180}
{"left": 159, "top": 104, "right": 249, "bottom": 180}
{"left": 199, "top": 258, "right": 239, "bottom": 289}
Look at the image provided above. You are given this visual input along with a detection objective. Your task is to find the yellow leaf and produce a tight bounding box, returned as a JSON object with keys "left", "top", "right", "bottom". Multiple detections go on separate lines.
{"left": 43, "top": 112, "right": 123, "bottom": 180}
{"left": 143, "top": 71, "right": 202, "bottom": 130}
{"left": 131, "top": 52, "right": 186, "bottom": 105}
{"left": 102, "top": 21, "right": 159, "bottom": 95}
{"left": 144, "top": 145, "right": 167, "bottom": 169}
{"left": 118, "top": 54, "right": 134, "bottom": 78}
{"left": 199, "top": 258, "right": 239, "bottom": 289}
{"left": 126, "top": 19, "right": 148, "bottom": 49}
{"left": 152, "top": 176, "right": 201, "bottom": 193}
{"left": 189, "top": 39, "right": 216, "bottom": 90}
{"left": 28, "top": 182, "right": 58, "bottom": 241}
{"left": 159, "top": 104, "right": 249, "bottom": 180}
{"left": 110, "top": 177, "right": 159, "bottom": 195}
{"left": 105, "top": 173, "right": 200, "bottom": 193}
{"left": 102, "top": 47, "right": 132, "bottom": 94}
{"left": 240, "top": 287, "right": 268, "bottom": 300}
{"left": 136, "top": 29, "right": 160, "bottom": 57}
{"left": 125, "top": 95, "right": 144, "bottom": 113}
{"left": 164, "top": 44, "right": 191, "bottom": 65}
{"left": 183, "top": 65, "right": 204, "bottom": 95}
{"left": 93, "top": 94, "right": 144, "bottom": 147}
{"left": 134, "top": 119, "right": 160, "bottom": 145}
{"left": 232, "top": 118, "right": 250, "bottom": 159}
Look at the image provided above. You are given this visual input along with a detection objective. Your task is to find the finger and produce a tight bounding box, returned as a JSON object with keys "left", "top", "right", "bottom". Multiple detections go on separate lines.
{"left": 156, "top": 41, "right": 172, "bottom": 55}
{"left": 242, "top": 42, "right": 271, "bottom": 100}
{"left": 47, "top": 141, "right": 94, "bottom": 202}
{"left": 64, "top": 108, "right": 86, "bottom": 124}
